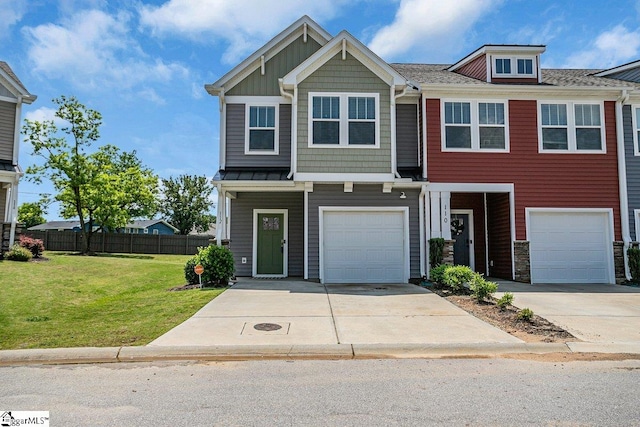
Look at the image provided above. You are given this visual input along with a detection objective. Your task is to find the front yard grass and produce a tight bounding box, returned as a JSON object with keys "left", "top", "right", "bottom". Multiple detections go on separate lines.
{"left": 0, "top": 252, "right": 224, "bottom": 349}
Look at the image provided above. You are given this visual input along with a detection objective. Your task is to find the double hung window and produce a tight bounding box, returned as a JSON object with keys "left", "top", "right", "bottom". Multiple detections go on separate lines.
{"left": 539, "top": 102, "right": 604, "bottom": 153}
{"left": 442, "top": 100, "right": 508, "bottom": 151}
{"left": 245, "top": 104, "right": 278, "bottom": 154}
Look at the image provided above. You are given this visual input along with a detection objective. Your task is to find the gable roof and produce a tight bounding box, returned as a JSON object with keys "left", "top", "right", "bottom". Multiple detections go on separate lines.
{"left": 205, "top": 15, "right": 332, "bottom": 95}
{"left": 0, "top": 61, "right": 36, "bottom": 103}
{"left": 129, "top": 219, "right": 179, "bottom": 232}
{"left": 593, "top": 59, "right": 640, "bottom": 78}
{"left": 281, "top": 30, "right": 417, "bottom": 90}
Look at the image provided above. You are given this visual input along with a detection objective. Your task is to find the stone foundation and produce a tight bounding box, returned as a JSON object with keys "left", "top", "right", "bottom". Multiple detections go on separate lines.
{"left": 613, "top": 241, "right": 626, "bottom": 284}
{"left": 513, "top": 240, "right": 531, "bottom": 283}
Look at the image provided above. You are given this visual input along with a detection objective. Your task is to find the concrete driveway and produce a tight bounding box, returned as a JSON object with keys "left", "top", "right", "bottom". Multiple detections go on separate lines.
{"left": 150, "top": 279, "right": 520, "bottom": 347}
{"left": 495, "top": 281, "right": 640, "bottom": 346}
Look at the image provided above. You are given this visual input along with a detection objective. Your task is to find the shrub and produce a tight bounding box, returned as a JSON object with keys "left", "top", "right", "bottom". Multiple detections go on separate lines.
{"left": 496, "top": 292, "right": 514, "bottom": 310}
{"left": 628, "top": 247, "right": 640, "bottom": 282}
{"left": 517, "top": 307, "right": 534, "bottom": 322}
{"left": 442, "top": 265, "right": 474, "bottom": 292}
{"left": 184, "top": 245, "right": 235, "bottom": 286}
{"left": 429, "top": 264, "right": 449, "bottom": 284}
{"left": 4, "top": 244, "right": 33, "bottom": 262}
{"left": 18, "top": 235, "right": 45, "bottom": 258}
{"left": 429, "top": 238, "right": 445, "bottom": 267}
{"left": 469, "top": 274, "right": 498, "bottom": 302}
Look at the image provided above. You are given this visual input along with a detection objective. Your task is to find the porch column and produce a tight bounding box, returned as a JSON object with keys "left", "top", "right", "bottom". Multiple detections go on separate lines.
{"left": 441, "top": 191, "right": 451, "bottom": 240}
{"left": 8, "top": 179, "right": 19, "bottom": 247}
{"left": 430, "top": 191, "right": 441, "bottom": 238}
{"left": 215, "top": 185, "right": 225, "bottom": 246}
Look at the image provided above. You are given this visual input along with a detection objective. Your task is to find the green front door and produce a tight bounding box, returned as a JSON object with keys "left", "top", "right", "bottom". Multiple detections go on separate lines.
{"left": 256, "top": 213, "right": 285, "bottom": 275}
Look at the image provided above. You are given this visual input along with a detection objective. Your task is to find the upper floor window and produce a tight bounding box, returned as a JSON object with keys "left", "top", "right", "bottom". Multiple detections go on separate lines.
{"left": 442, "top": 100, "right": 508, "bottom": 151}
{"left": 632, "top": 106, "right": 640, "bottom": 156}
{"left": 539, "top": 102, "right": 605, "bottom": 153}
{"left": 493, "top": 56, "right": 536, "bottom": 78}
{"left": 309, "top": 92, "right": 379, "bottom": 148}
{"left": 245, "top": 104, "right": 279, "bottom": 155}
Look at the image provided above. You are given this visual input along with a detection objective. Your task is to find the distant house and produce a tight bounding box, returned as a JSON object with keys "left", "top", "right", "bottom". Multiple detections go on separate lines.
{"left": 29, "top": 219, "right": 178, "bottom": 235}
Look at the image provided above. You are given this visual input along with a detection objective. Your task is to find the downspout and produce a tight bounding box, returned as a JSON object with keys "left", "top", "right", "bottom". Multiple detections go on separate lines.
{"left": 9, "top": 96, "right": 24, "bottom": 247}
{"left": 279, "top": 79, "right": 296, "bottom": 179}
{"left": 391, "top": 85, "right": 407, "bottom": 179}
{"left": 422, "top": 94, "right": 428, "bottom": 180}
{"left": 616, "top": 89, "right": 631, "bottom": 280}
{"left": 218, "top": 89, "right": 226, "bottom": 170}
{"left": 419, "top": 184, "right": 427, "bottom": 277}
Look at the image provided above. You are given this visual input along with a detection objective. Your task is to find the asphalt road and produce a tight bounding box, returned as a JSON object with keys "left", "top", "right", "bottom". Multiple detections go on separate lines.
{"left": 2, "top": 358, "right": 639, "bottom": 426}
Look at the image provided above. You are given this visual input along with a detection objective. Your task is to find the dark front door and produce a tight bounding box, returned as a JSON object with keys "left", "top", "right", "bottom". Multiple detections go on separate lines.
{"left": 451, "top": 213, "right": 470, "bottom": 267}
{"left": 256, "top": 213, "right": 285, "bottom": 275}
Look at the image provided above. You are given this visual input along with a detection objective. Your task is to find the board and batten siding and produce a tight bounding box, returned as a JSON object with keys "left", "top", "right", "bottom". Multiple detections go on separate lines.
{"left": 0, "top": 101, "right": 16, "bottom": 162}
{"left": 623, "top": 105, "right": 640, "bottom": 240}
{"left": 307, "top": 185, "right": 421, "bottom": 280}
{"left": 227, "top": 36, "right": 322, "bottom": 96}
{"left": 426, "top": 98, "right": 622, "bottom": 241}
{"left": 225, "top": 104, "right": 291, "bottom": 168}
{"left": 229, "top": 192, "right": 304, "bottom": 277}
{"left": 456, "top": 54, "right": 487, "bottom": 81}
{"left": 297, "top": 53, "right": 392, "bottom": 174}
{"left": 396, "top": 104, "right": 419, "bottom": 168}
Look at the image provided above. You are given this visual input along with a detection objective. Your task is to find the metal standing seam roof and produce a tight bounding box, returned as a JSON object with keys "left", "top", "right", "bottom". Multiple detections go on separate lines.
{"left": 214, "top": 169, "right": 291, "bottom": 181}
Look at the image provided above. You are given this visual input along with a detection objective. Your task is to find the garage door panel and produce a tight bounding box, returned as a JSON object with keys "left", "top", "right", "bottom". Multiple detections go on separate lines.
{"left": 529, "top": 211, "right": 612, "bottom": 284}
{"left": 322, "top": 211, "right": 406, "bottom": 284}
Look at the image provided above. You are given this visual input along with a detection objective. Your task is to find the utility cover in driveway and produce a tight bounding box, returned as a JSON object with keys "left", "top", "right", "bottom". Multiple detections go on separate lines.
{"left": 529, "top": 211, "right": 612, "bottom": 284}
{"left": 322, "top": 211, "right": 405, "bottom": 283}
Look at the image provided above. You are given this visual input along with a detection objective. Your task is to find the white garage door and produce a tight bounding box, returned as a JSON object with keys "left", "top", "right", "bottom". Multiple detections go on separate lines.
{"left": 322, "top": 210, "right": 406, "bottom": 283}
{"left": 529, "top": 211, "right": 613, "bottom": 284}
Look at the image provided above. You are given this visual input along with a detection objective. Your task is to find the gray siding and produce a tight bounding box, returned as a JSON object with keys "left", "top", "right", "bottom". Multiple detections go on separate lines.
{"left": 307, "top": 185, "right": 421, "bottom": 280}
{"left": 624, "top": 105, "right": 640, "bottom": 240}
{"left": 227, "top": 36, "right": 322, "bottom": 96}
{"left": 396, "top": 104, "right": 419, "bottom": 168}
{"left": 229, "top": 192, "right": 304, "bottom": 276}
{"left": 297, "top": 53, "right": 392, "bottom": 173}
{"left": 225, "top": 103, "right": 291, "bottom": 168}
{"left": 608, "top": 68, "right": 640, "bottom": 83}
{"left": 0, "top": 101, "right": 16, "bottom": 161}
{"left": 0, "top": 187, "right": 6, "bottom": 221}
{"left": 0, "top": 85, "right": 16, "bottom": 99}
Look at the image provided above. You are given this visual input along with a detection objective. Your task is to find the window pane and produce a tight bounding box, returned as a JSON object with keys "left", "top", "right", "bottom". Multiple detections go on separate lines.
{"left": 266, "top": 106, "right": 275, "bottom": 127}
{"left": 349, "top": 97, "right": 376, "bottom": 119}
{"left": 576, "top": 128, "right": 602, "bottom": 150}
{"left": 314, "top": 96, "right": 339, "bottom": 119}
{"left": 636, "top": 108, "right": 640, "bottom": 130}
{"left": 541, "top": 104, "right": 567, "bottom": 126}
{"left": 249, "top": 130, "right": 275, "bottom": 150}
{"left": 445, "top": 102, "right": 471, "bottom": 124}
{"left": 575, "top": 104, "right": 600, "bottom": 126}
{"left": 313, "top": 121, "right": 340, "bottom": 144}
{"left": 349, "top": 122, "right": 375, "bottom": 145}
{"left": 313, "top": 97, "right": 321, "bottom": 119}
{"left": 542, "top": 128, "right": 568, "bottom": 149}
{"left": 496, "top": 58, "right": 511, "bottom": 74}
{"left": 517, "top": 59, "right": 533, "bottom": 74}
{"left": 479, "top": 127, "right": 505, "bottom": 149}
{"left": 479, "top": 103, "right": 504, "bottom": 125}
{"left": 249, "top": 106, "right": 258, "bottom": 127}
{"left": 445, "top": 126, "right": 471, "bottom": 148}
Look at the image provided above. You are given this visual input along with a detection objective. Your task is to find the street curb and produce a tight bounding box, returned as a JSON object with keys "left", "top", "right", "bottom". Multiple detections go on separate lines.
{"left": 1, "top": 342, "right": 638, "bottom": 366}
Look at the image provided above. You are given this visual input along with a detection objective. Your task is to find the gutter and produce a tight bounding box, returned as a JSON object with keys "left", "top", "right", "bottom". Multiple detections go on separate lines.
{"left": 279, "top": 79, "right": 296, "bottom": 180}
{"left": 616, "top": 89, "right": 631, "bottom": 281}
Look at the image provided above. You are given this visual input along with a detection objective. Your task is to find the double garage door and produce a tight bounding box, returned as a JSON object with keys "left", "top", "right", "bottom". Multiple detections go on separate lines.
{"left": 322, "top": 210, "right": 407, "bottom": 283}
{"left": 528, "top": 211, "right": 613, "bottom": 284}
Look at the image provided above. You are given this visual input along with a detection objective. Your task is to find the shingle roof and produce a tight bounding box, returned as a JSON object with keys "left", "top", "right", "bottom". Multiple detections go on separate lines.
{"left": 0, "top": 61, "right": 32, "bottom": 95}
{"left": 391, "top": 63, "right": 640, "bottom": 88}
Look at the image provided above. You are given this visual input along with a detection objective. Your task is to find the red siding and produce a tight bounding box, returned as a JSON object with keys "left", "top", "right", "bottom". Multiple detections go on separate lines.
{"left": 491, "top": 77, "right": 538, "bottom": 84}
{"left": 455, "top": 54, "right": 487, "bottom": 81}
{"left": 426, "top": 99, "right": 621, "bottom": 240}
{"left": 451, "top": 193, "right": 486, "bottom": 275}
{"left": 487, "top": 193, "right": 512, "bottom": 279}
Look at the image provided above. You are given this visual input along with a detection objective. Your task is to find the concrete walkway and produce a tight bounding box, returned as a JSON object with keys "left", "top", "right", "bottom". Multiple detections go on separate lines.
{"left": 149, "top": 279, "right": 521, "bottom": 347}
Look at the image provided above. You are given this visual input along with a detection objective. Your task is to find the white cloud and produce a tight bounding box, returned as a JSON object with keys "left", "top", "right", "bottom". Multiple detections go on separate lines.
{"left": 24, "top": 107, "right": 66, "bottom": 126}
{"left": 138, "top": 0, "right": 348, "bottom": 64}
{"left": 565, "top": 25, "right": 640, "bottom": 69}
{"left": 367, "top": 0, "right": 501, "bottom": 62}
{"left": 22, "top": 9, "right": 189, "bottom": 91}
{"left": 0, "top": 0, "right": 28, "bottom": 38}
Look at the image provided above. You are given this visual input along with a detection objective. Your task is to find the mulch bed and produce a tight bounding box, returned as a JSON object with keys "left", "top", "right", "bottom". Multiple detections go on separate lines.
{"left": 427, "top": 286, "right": 576, "bottom": 343}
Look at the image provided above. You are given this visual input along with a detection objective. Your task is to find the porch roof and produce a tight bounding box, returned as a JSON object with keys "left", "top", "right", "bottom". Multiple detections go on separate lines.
{"left": 214, "top": 168, "right": 291, "bottom": 181}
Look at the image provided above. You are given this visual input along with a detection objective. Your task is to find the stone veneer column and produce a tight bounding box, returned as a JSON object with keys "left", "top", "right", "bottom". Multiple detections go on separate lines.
{"left": 513, "top": 240, "right": 531, "bottom": 283}
{"left": 613, "top": 241, "right": 626, "bottom": 284}
{"left": 442, "top": 240, "right": 455, "bottom": 265}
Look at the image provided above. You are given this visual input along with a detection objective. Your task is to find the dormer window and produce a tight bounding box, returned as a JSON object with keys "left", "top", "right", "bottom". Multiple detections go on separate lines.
{"left": 492, "top": 56, "right": 536, "bottom": 78}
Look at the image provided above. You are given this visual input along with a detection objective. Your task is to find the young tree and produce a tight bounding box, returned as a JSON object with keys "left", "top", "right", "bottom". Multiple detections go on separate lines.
{"left": 22, "top": 96, "right": 158, "bottom": 254}
{"left": 159, "top": 175, "right": 215, "bottom": 235}
{"left": 17, "top": 202, "right": 47, "bottom": 229}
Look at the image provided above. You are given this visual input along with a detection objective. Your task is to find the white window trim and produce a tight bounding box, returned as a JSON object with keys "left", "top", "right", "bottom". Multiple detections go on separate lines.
{"left": 634, "top": 209, "right": 640, "bottom": 242}
{"left": 632, "top": 105, "right": 640, "bottom": 156}
{"left": 491, "top": 55, "right": 537, "bottom": 78}
{"left": 440, "top": 99, "right": 510, "bottom": 153}
{"left": 244, "top": 103, "right": 279, "bottom": 155}
{"left": 308, "top": 92, "right": 380, "bottom": 149}
{"left": 538, "top": 100, "right": 607, "bottom": 154}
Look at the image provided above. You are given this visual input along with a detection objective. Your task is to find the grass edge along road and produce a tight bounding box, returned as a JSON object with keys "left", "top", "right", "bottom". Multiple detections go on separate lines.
{"left": 0, "top": 252, "right": 224, "bottom": 349}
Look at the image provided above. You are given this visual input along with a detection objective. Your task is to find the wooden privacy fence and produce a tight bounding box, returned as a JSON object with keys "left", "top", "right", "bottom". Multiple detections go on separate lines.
{"left": 25, "top": 230, "right": 214, "bottom": 255}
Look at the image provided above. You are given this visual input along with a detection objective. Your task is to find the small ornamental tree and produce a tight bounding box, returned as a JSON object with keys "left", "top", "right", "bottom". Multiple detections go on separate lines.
{"left": 18, "top": 235, "right": 45, "bottom": 258}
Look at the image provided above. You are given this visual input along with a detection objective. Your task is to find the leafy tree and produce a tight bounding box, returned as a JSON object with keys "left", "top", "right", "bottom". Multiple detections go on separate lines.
{"left": 159, "top": 175, "right": 215, "bottom": 235}
{"left": 22, "top": 96, "right": 158, "bottom": 254}
{"left": 17, "top": 202, "right": 47, "bottom": 229}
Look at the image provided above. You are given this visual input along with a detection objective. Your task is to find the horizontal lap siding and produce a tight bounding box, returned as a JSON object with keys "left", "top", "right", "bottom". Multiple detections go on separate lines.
{"left": 456, "top": 54, "right": 487, "bottom": 81}
{"left": 229, "top": 192, "right": 303, "bottom": 277}
{"left": 0, "top": 101, "right": 16, "bottom": 161}
{"left": 396, "top": 104, "right": 419, "bottom": 168}
{"left": 307, "top": 185, "right": 421, "bottom": 280}
{"left": 225, "top": 104, "right": 291, "bottom": 168}
{"left": 0, "top": 187, "right": 6, "bottom": 220}
{"left": 487, "top": 193, "right": 512, "bottom": 279}
{"left": 451, "top": 193, "right": 486, "bottom": 275}
{"left": 623, "top": 105, "right": 640, "bottom": 241}
{"left": 426, "top": 99, "right": 621, "bottom": 240}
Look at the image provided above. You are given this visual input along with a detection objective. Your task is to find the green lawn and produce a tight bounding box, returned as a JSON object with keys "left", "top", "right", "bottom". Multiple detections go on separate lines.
{"left": 0, "top": 252, "right": 224, "bottom": 349}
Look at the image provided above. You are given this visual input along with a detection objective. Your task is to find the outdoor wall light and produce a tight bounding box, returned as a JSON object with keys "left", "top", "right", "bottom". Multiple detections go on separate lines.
{"left": 399, "top": 192, "right": 406, "bottom": 199}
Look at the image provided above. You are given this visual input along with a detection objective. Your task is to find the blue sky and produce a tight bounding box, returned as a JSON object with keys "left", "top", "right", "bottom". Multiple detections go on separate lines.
{"left": 3, "top": 0, "right": 640, "bottom": 219}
